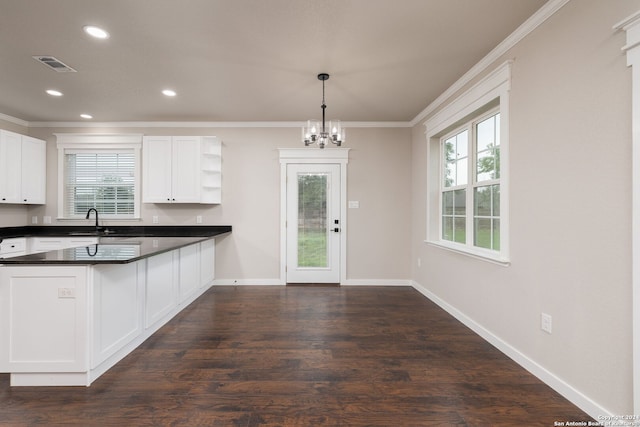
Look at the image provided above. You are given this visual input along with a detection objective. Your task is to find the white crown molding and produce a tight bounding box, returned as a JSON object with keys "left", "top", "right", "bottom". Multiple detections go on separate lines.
{"left": 410, "top": 0, "right": 571, "bottom": 127}
{"left": 0, "top": 112, "right": 29, "bottom": 128}
{"left": 27, "top": 120, "right": 412, "bottom": 129}
{"left": 614, "top": 10, "right": 640, "bottom": 52}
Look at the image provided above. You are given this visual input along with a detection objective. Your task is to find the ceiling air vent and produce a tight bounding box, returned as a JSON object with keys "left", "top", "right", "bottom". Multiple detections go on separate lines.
{"left": 32, "top": 56, "right": 77, "bottom": 73}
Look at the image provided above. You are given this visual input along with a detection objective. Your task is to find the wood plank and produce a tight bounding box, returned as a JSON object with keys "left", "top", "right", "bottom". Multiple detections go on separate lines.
{"left": 0, "top": 286, "right": 593, "bottom": 425}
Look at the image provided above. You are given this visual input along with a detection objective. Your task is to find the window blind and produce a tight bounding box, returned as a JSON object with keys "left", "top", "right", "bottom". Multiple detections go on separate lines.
{"left": 64, "top": 152, "right": 135, "bottom": 217}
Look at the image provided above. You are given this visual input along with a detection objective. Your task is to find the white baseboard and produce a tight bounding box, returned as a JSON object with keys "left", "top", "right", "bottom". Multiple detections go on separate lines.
{"left": 213, "top": 279, "right": 283, "bottom": 286}
{"left": 341, "top": 279, "right": 412, "bottom": 286}
{"left": 214, "top": 279, "right": 412, "bottom": 286}
{"left": 410, "top": 280, "right": 613, "bottom": 421}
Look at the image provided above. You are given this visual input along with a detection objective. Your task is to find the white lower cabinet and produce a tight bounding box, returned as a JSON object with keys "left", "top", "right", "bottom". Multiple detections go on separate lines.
{"left": 145, "top": 250, "right": 178, "bottom": 329}
{"left": 0, "top": 266, "right": 89, "bottom": 385}
{"left": 92, "top": 262, "right": 144, "bottom": 369}
{"left": 179, "top": 243, "right": 200, "bottom": 302}
{"left": 0, "top": 238, "right": 217, "bottom": 386}
{"left": 200, "top": 238, "right": 215, "bottom": 287}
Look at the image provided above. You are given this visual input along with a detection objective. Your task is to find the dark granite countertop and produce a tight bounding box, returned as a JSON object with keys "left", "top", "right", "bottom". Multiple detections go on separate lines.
{"left": 0, "top": 225, "right": 231, "bottom": 240}
{"left": 0, "top": 225, "right": 231, "bottom": 265}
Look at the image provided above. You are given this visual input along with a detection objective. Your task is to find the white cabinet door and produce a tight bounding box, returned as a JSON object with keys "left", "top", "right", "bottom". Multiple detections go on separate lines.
{"left": 179, "top": 243, "right": 200, "bottom": 302}
{"left": 199, "top": 239, "right": 215, "bottom": 287}
{"left": 145, "top": 250, "right": 178, "bottom": 329}
{"left": 20, "top": 136, "right": 46, "bottom": 204}
{"left": 172, "top": 136, "right": 201, "bottom": 202}
{"left": 142, "top": 136, "right": 220, "bottom": 204}
{"left": 92, "top": 262, "right": 143, "bottom": 368}
{"left": 0, "top": 130, "right": 22, "bottom": 203}
{"left": 142, "top": 136, "right": 173, "bottom": 202}
{"left": 0, "top": 266, "right": 89, "bottom": 373}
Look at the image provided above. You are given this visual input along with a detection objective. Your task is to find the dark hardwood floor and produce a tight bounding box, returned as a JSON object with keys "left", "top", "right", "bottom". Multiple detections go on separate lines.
{"left": 0, "top": 286, "right": 592, "bottom": 426}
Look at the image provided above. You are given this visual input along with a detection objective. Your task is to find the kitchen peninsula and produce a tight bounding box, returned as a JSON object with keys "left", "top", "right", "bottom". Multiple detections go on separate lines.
{"left": 0, "top": 225, "right": 231, "bottom": 387}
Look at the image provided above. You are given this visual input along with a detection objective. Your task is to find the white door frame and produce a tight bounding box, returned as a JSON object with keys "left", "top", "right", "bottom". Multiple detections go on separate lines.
{"left": 616, "top": 10, "right": 640, "bottom": 413}
{"left": 279, "top": 148, "right": 350, "bottom": 285}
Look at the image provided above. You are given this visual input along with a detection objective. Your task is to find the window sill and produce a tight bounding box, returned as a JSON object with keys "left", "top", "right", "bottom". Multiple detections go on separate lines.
{"left": 424, "top": 240, "right": 511, "bottom": 267}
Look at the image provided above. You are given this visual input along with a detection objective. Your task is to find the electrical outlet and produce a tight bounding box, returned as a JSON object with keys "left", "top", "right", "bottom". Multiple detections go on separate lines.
{"left": 31, "top": 216, "right": 38, "bottom": 224}
{"left": 196, "top": 215, "right": 202, "bottom": 224}
{"left": 152, "top": 215, "right": 159, "bottom": 224}
{"left": 58, "top": 288, "right": 76, "bottom": 298}
{"left": 541, "top": 313, "right": 552, "bottom": 334}
{"left": 417, "top": 258, "right": 421, "bottom": 267}
{"left": 43, "top": 216, "right": 52, "bottom": 224}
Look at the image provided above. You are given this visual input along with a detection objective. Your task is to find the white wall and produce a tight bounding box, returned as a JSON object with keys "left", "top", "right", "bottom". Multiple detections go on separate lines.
{"left": 19, "top": 125, "right": 411, "bottom": 284}
{"left": 412, "top": 0, "right": 637, "bottom": 415}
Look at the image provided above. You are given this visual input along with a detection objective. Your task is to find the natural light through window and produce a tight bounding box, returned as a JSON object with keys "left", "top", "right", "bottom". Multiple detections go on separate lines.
{"left": 425, "top": 61, "right": 510, "bottom": 264}
{"left": 56, "top": 134, "right": 141, "bottom": 220}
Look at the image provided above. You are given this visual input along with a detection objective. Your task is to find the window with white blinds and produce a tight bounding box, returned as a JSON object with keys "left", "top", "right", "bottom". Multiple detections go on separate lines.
{"left": 56, "top": 134, "right": 142, "bottom": 219}
{"left": 64, "top": 152, "right": 136, "bottom": 217}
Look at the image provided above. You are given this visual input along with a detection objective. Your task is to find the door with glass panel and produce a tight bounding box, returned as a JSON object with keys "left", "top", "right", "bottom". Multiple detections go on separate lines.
{"left": 286, "top": 164, "right": 341, "bottom": 283}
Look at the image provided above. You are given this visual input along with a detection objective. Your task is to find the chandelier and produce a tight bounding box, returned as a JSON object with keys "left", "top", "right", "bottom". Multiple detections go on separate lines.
{"left": 302, "top": 73, "right": 345, "bottom": 148}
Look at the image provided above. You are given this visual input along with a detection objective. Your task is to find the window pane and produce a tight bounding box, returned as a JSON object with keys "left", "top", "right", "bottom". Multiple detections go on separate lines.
{"left": 444, "top": 161, "right": 455, "bottom": 187}
{"left": 476, "top": 113, "right": 500, "bottom": 183}
{"left": 495, "top": 114, "right": 501, "bottom": 147}
{"left": 492, "top": 184, "right": 500, "bottom": 216}
{"left": 456, "top": 130, "right": 468, "bottom": 159}
{"left": 474, "top": 218, "right": 492, "bottom": 249}
{"left": 457, "top": 157, "right": 468, "bottom": 186}
{"left": 297, "top": 173, "right": 328, "bottom": 268}
{"left": 493, "top": 219, "right": 501, "bottom": 251}
{"left": 476, "top": 115, "right": 495, "bottom": 152}
{"left": 442, "top": 191, "right": 453, "bottom": 215}
{"left": 443, "top": 217, "right": 453, "bottom": 241}
{"left": 474, "top": 186, "right": 491, "bottom": 216}
{"left": 454, "top": 217, "right": 466, "bottom": 243}
{"left": 445, "top": 138, "right": 455, "bottom": 159}
{"left": 453, "top": 189, "right": 466, "bottom": 215}
{"left": 65, "top": 152, "right": 135, "bottom": 217}
{"left": 476, "top": 150, "right": 495, "bottom": 182}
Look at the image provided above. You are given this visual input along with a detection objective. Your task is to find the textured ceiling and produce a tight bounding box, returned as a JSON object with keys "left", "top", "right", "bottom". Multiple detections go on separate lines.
{"left": 0, "top": 0, "right": 547, "bottom": 123}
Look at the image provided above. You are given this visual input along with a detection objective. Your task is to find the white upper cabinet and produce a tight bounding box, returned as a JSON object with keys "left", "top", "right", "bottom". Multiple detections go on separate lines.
{"left": 0, "top": 130, "right": 46, "bottom": 204}
{"left": 142, "top": 136, "right": 221, "bottom": 204}
{"left": 20, "top": 136, "right": 46, "bottom": 204}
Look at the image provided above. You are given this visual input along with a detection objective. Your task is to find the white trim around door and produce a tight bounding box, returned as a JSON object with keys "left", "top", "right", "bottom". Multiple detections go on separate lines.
{"left": 279, "top": 148, "right": 349, "bottom": 285}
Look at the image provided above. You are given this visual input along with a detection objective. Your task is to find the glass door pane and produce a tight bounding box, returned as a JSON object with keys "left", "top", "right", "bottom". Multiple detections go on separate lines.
{"left": 297, "top": 173, "right": 328, "bottom": 268}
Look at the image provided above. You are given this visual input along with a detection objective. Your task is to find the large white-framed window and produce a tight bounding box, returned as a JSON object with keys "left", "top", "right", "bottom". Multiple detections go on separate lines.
{"left": 426, "top": 61, "right": 510, "bottom": 264}
{"left": 56, "top": 134, "right": 142, "bottom": 220}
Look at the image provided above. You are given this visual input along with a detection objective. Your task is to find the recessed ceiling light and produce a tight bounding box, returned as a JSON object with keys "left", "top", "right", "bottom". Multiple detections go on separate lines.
{"left": 83, "top": 25, "right": 110, "bottom": 39}
{"left": 162, "top": 89, "right": 177, "bottom": 97}
{"left": 46, "top": 89, "right": 63, "bottom": 97}
{"left": 80, "top": 114, "right": 93, "bottom": 119}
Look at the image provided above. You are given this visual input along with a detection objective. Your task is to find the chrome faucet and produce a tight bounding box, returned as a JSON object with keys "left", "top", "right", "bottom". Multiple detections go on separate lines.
{"left": 85, "top": 208, "right": 103, "bottom": 232}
